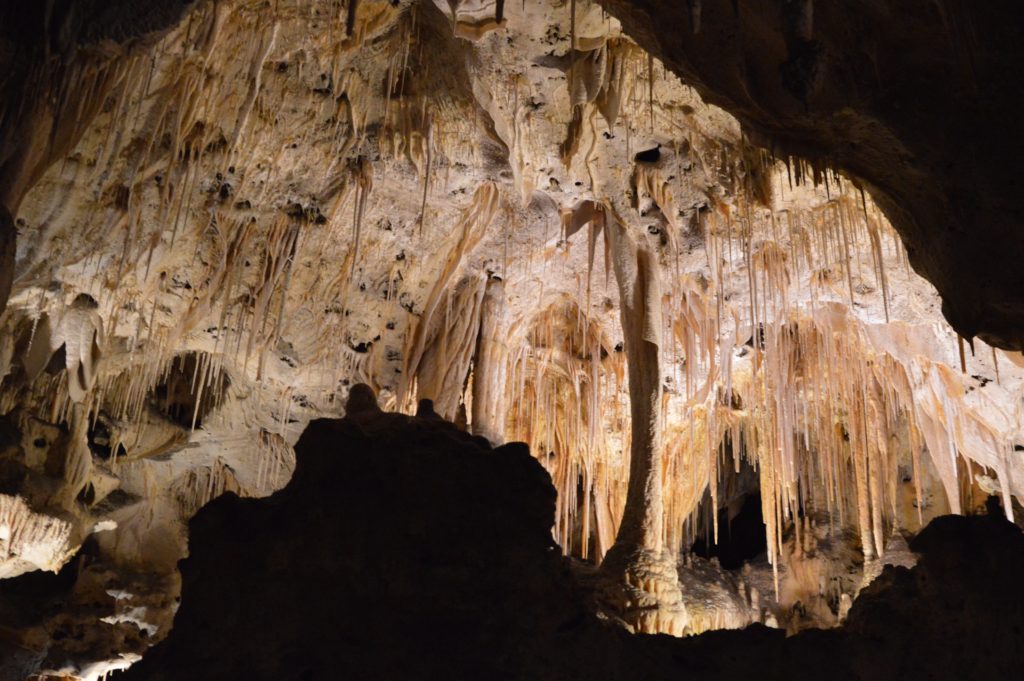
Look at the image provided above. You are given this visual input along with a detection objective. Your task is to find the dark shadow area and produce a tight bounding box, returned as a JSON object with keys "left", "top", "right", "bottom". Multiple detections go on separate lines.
{"left": 692, "top": 492, "right": 767, "bottom": 570}
{"left": 149, "top": 352, "right": 230, "bottom": 429}
{"left": 690, "top": 446, "right": 767, "bottom": 569}
{"left": 0, "top": 550, "right": 80, "bottom": 631}
{"left": 116, "top": 399, "right": 1024, "bottom": 681}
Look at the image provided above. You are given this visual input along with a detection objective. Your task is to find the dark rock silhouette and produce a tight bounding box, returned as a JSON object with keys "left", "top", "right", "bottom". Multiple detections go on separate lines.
{"left": 120, "top": 410, "right": 1024, "bottom": 680}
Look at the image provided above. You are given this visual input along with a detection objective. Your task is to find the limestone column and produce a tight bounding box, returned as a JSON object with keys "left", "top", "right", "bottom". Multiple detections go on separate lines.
{"left": 599, "top": 204, "right": 687, "bottom": 635}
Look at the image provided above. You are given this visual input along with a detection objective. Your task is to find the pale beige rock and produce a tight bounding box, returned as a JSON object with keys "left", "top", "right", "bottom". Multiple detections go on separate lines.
{"left": 0, "top": 0, "right": 1021, "bottom": 672}
{"left": 0, "top": 494, "right": 75, "bottom": 578}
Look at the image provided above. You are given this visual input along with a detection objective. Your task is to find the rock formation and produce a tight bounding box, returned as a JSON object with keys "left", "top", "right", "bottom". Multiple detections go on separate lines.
{"left": 0, "top": 0, "right": 1022, "bottom": 677}
{"left": 598, "top": 0, "right": 1024, "bottom": 350}
{"left": 118, "top": 400, "right": 1024, "bottom": 681}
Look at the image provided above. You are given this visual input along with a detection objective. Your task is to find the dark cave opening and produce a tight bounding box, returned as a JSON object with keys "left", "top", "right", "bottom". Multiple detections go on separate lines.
{"left": 149, "top": 353, "right": 230, "bottom": 429}
{"left": 691, "top": 491, "right": 768, "bottom": 569}
{"left": 689, "top": 442, "right": 768, "bottom": 570}
{"left": 87, "top": 416, "right": 126, "bottom": 460}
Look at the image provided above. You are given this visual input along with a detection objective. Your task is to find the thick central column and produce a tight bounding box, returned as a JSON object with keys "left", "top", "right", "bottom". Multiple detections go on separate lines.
{"left": 604, "top": 216, "right": 665, "bottom": 556}
{"left": 599, "top": 205, "right": 687, "bottom": 635}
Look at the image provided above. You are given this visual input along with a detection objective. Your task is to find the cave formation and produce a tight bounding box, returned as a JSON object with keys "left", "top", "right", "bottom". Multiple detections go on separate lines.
{"left": 0, "top": 0, "right": 1023, "bottom": 679}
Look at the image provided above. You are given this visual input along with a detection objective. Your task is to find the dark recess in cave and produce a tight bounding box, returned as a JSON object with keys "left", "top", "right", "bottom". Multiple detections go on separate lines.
{"left": 149, "top": 353, "right": 230, "bottom": 429}
{"left": 691, "top": 492, "right": 767, "bottom": 569}
{"left": 87, "top": 416, "right": 126, "bottom": 460}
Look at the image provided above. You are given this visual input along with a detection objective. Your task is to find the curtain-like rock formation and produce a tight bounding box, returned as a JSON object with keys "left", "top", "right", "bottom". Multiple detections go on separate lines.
{"left": 0, "top": 0, "right": 1022, "bottom": 674}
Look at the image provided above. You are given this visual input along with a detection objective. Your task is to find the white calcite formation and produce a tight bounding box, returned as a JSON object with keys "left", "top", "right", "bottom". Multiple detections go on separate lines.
{"left": 0, "top": 0, "right": 1022, "bottom": 676}
{"left": 0, "top": 494, "right": 76, "bottom": 579}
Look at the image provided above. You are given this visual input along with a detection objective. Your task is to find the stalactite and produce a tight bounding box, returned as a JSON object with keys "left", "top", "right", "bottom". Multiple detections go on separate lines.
{"left": 3, "top": 3, "right": 1022, "bottom": 659}
{"left": 350, "top": 155, "right": 374, "bottom": 279}
{"left": 0, "top": 494, "right": 75, "bottom": 578}
{"left": 470, "top": 276, "right": 510, "bottom": 444}
{"left": 569, "top": 0, "right": 577, "bottom": 101}
{"left": 416, "top": 273, "right": 487, "bottom": 420}
{"left": 255, "top": 428, "right": 295, "bottom": 494}
{"left": 648, "top": 52, "right": 655, "bottom": 133}
{"left": 402, "top": 183, "right": 501, "bottom": 410}
{"left": 172, "top": 457, "right": 241, "bottom": 518}
{"left": 417, "top": 112, "right": 433, "bottom": 235}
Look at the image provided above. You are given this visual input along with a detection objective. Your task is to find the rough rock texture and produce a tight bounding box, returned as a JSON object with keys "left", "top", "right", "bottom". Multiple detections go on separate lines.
{"left": 0, "top": 0, "right": 1022, "bottom": 671}
{"left": 0, "top": 0, "right": 1016, "bottom": 588}
{"left": 122, "top": 410, "right": 1024, "bottom": 681}
{"left": 597, "top": 0, "right": 1024, "bottom": 349}
{"left": 0, "top": 1, "right": 196, "bottom": 212}
{"left": 0, "top": 551, "right": 176, "bottom": 680}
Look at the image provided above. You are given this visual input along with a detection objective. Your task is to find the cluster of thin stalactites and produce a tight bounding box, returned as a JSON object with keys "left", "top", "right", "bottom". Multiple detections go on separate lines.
{"left": 495, "top": 182, "right": 1019, "bottom": 580}
{"left": 0, "top": 0, "right": 1019, "bottom": 606}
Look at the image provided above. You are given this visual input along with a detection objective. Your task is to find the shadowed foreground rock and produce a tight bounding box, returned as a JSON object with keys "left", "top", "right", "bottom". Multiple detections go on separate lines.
{"left": 120, "top": 411, "right": 1024, "bottom": 680}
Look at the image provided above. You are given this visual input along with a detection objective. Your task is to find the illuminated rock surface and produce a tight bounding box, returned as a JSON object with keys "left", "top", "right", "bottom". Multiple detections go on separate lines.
{"left": 0, "top": 0, "right": 1022, "bottom": 677}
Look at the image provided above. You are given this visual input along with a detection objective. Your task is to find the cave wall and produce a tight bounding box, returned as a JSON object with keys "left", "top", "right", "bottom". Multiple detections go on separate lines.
{"left": 0, "top": 0, "right": 1022, "bottom": 674}
{"left": 596, "top": 0, "right": 1024, "bottom": 349}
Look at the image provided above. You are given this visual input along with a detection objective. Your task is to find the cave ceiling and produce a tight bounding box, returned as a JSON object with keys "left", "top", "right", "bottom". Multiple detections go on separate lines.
{"left": 0, "top": 0, "right": 1022, "bottom": 677}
